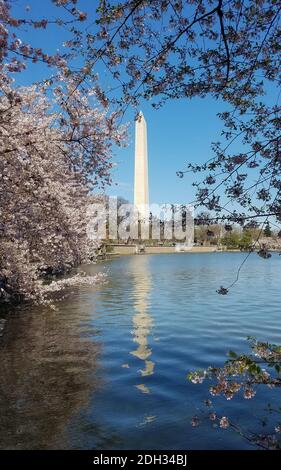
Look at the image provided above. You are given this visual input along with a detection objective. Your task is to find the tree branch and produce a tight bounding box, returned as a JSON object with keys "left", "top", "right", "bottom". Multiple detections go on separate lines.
{"left": 217, "top": 0, "right": 230, "bottom": 84}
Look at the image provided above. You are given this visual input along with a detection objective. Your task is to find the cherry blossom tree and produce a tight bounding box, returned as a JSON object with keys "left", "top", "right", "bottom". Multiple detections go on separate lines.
{"left": 0, "top": 1, "right": 126, "bottom": 303}
{"left": 0, "top": 82, "right": 124, "bottom": 303}
{"left": 189, "top": 337, "right": 281, "bottom": 449}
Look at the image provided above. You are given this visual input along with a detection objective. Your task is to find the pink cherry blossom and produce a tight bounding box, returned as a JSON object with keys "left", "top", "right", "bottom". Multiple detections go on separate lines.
{"left": 219, "top": 417, "right": 229, "bottom": 429}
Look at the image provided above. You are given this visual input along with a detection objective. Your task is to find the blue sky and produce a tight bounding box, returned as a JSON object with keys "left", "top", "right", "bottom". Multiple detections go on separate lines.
{"left": 8, "top": 0, "right": 280, "bottom": 212}
{"left": 9, "top": 0, "right": 226, "bottom": 206}
{"left": 108, "top": 97, "right": 224, "bottom": 205}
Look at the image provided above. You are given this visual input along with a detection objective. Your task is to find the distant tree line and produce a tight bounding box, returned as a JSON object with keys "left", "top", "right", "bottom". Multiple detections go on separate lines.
{"left": 194, "top": 215, "right": 279, "bottom": 251}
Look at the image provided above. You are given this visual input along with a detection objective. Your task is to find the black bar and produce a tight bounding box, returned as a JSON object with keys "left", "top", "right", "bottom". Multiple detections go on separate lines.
{"left": 0, "top": 450, "right": 279, "bottom": 468}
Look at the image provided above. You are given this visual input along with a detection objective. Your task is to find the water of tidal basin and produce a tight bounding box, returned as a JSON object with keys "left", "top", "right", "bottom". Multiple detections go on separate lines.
{"left": 1, "top": 252, "right": 281, "bottom": 450}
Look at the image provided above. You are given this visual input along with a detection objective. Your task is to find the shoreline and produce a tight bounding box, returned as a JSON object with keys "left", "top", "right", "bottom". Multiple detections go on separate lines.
{"left": 106, "top": 247, "right": 242, "bottom": 256}
{"left": 105, "top": 246, "right": 281, "bottom": 256}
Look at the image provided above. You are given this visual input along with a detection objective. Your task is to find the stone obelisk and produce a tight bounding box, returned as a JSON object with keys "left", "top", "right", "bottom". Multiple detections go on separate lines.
{"left": 134, "top": 111, "right": 149, "bottom": 220}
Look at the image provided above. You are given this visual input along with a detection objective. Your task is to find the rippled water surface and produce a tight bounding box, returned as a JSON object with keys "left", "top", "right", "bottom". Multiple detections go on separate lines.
{"left": 0, "top": 253, "right": 281, "bottom": 449}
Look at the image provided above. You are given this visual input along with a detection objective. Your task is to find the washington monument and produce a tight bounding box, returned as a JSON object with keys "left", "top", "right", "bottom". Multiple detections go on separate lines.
{"left": 134, "top": 111, "right": 149, "bottom": 219}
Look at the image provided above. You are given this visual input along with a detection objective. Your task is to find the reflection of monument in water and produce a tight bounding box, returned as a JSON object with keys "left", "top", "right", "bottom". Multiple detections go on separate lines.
{"left": 130, "top": 256, "right": 154, "bottom": 386}
{"left": 134, "top": 111, "right": 149, "bottom": 221}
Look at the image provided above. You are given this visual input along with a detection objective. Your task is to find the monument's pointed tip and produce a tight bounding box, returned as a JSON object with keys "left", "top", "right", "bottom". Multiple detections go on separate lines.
{"left": 136, "top": 110, "right": 145, "bottom": 123}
